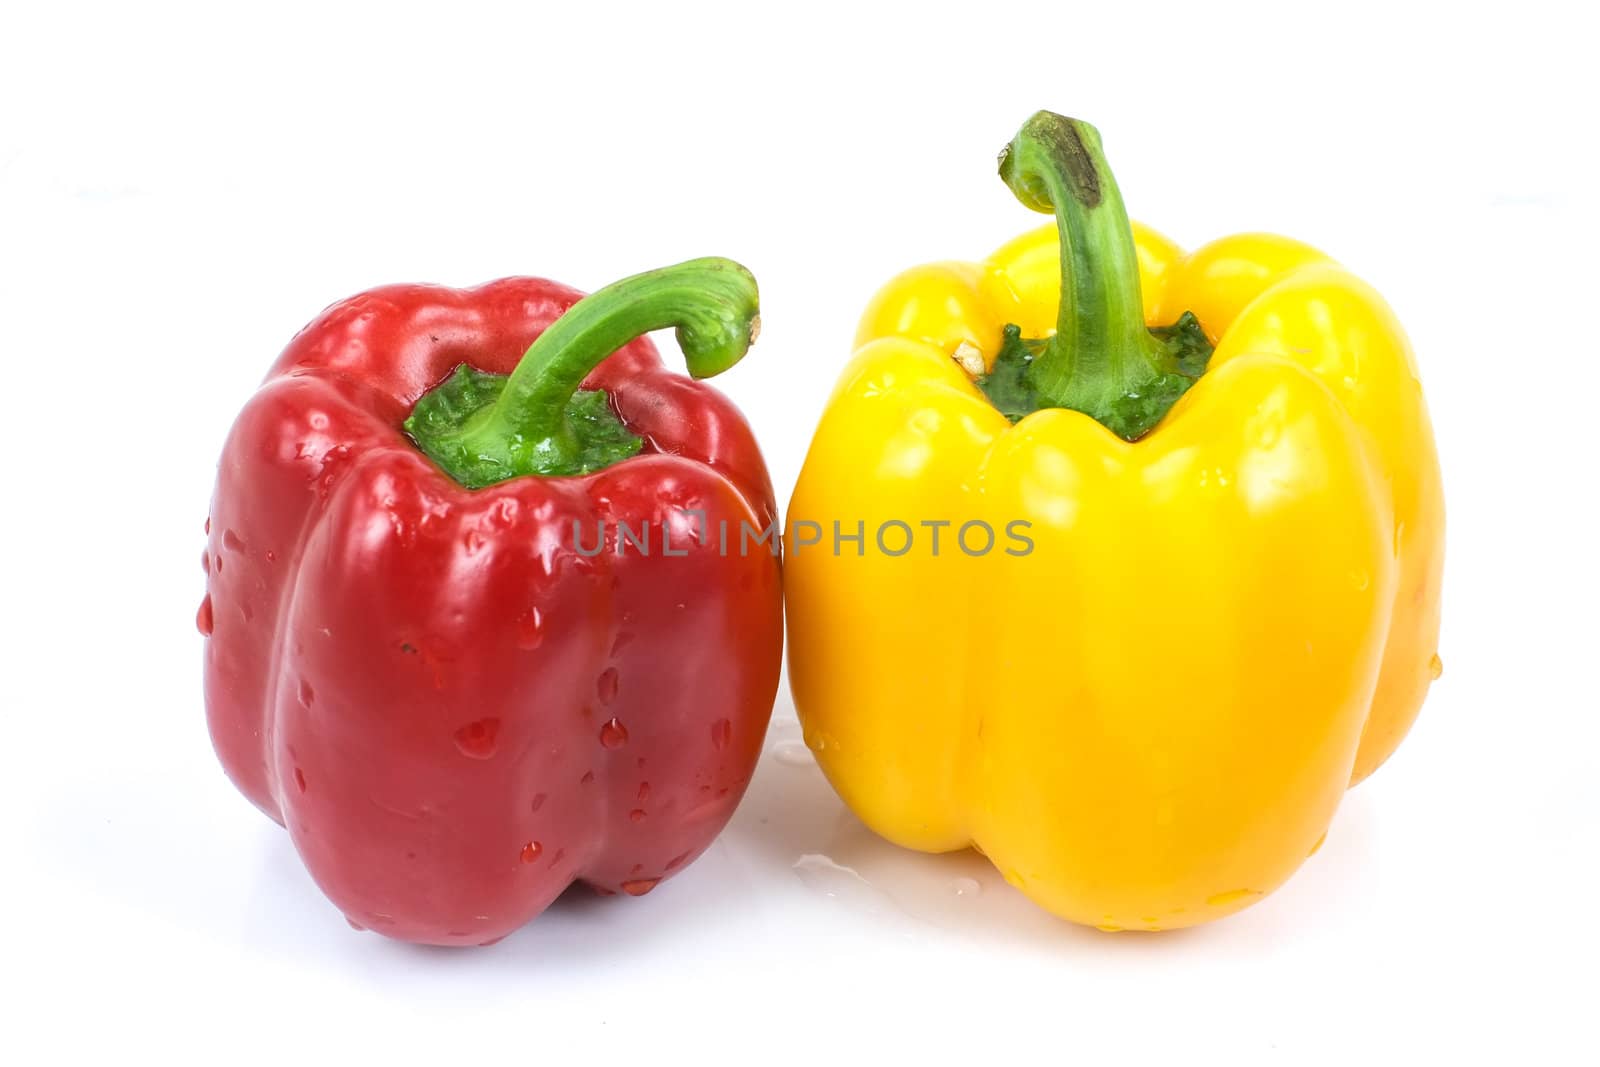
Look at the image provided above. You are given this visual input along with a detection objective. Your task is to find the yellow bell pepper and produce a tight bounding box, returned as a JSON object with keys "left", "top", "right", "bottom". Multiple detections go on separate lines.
{"left": 784, "top": 112, "right": 1444, "bottom": 931}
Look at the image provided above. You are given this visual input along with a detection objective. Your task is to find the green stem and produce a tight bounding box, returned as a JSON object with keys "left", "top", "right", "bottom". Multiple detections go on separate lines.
{"left": 489, "top": 258, "right": 758, "bottom": 448}
{"left": 404, "top": 258, "right": 759, "bottom": 487}
{"left": 981, "top": 112, "right": 1211, "bottom": 440}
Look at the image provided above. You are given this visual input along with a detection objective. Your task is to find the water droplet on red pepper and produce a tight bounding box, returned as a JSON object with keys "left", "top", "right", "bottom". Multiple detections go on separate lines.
{"left": 346, "top": 917, "right": 365, "bottom": 931}
{"left": 599, "top": 718, "right": 628, "bottom": 748}
{"left": 610, "top": 630, "right": 635, "bottom": 655}
{"left": 621, "top": 878, "right": 659, "bottom": 896}
{"left": 265, "top": 550, "right": 276, "bottom": 563}
{"left": 200, "top": 549, "right": 210, "bottom": 574}
{"left": 520, "top": 841, "right": 543, "bottom": 864}
{"left": 581, "top": 770, "right": 595, "bottom": 784}
{"left": 298, "top": 679, "right": 315, "bottom": 707}
{"left": 530, "top": 792, "right": 547, "bottom": 812}
{"left": 294, "top": 768, "right": 307, "bottom": 793}
{"left": 204, "top": 517, "right": 211, "bottom": 535}
{"left": 711, "top": 718, "right": 732, "bottom": 750}
{"left": 636, "top": 781, "right": 650, "bottom": 802}
{"left": 196, "top": 596, "right": 214, "bottom": 635}
{"left": 597, "top": 667, "right": 619, "bottom": 704}
{"left": 515, "top": 607, "right": 544, "bottom": 649}
{"left": 629, "top": 808, "right": 646, "bottom": 823}
{"left": 665, "top": 851, "right": 690, "bottom": 871}
{"left": 487, "top": 498, "right": 518, "bottom": 530}
{"left": 454, "top": 718, "right": 500, "bottom": 759}
{"left": 223, "top": 529, "right": 245, "bottom": 552}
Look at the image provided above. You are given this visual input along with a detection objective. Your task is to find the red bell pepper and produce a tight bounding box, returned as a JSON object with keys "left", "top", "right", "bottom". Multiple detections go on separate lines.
{"left": 199, "top": 258, "right": 782, "bottom": 945}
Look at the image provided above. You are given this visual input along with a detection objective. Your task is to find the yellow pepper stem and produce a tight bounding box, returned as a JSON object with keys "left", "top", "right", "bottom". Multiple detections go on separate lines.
{"left": 988, "top": 112, "right": 1210, "bottom": 440}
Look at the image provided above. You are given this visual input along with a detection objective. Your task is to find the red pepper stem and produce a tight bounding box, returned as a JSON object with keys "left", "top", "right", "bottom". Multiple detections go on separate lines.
{"left": 482, "top": 258, "right": 760, "bottom": 451}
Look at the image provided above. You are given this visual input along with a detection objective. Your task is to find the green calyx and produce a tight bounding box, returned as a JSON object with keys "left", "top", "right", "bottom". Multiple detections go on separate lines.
{"left": 405, "top": 366, "right": 644, "bottom": 483}
{"left": 404, "top": 257, "right": 760, "bottom": 488}
{"left": 977, "top": 112, "right": 1213, "bottom": 440}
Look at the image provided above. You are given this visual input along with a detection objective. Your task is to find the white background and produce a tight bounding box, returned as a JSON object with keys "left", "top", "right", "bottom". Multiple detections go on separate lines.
{"left": 4, "top": 0, "right": 1596, "bottom": 1061}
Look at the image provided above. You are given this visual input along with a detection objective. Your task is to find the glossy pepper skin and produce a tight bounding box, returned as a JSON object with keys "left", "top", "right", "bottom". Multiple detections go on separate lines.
{"left": 785, "top": 114, "right": 1443, "bottom": 931}
{"left": 201, "top": 261, "right": 782, "bottom": 945}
